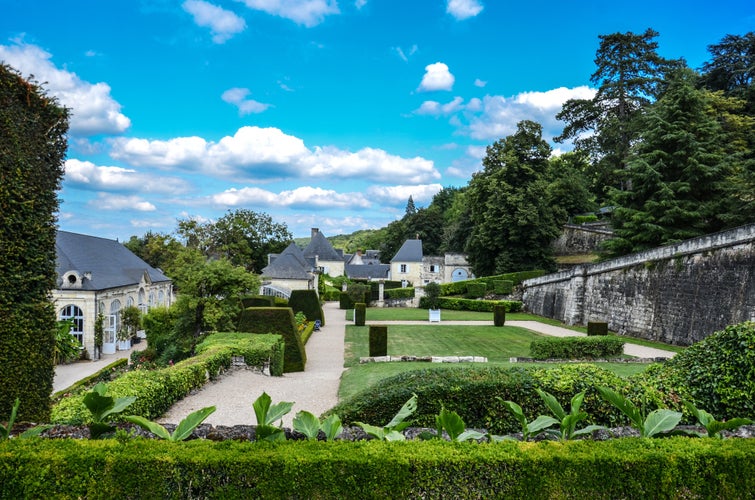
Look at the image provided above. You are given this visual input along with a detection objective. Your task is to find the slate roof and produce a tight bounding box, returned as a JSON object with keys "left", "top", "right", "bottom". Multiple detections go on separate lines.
{"left": 261, "top": 243, "right": 314, "bottom": 279}
{"left": 391, "top": 239, "right": 424, "bottom": 262}
{"left": 303, "top": 230, "right": 342, "bottom": 261}
{"left": 55, "top": 231, "right": 171, "bottom": 291}
{"left": 345, "top": 263, "right": 390, "bottom": 279}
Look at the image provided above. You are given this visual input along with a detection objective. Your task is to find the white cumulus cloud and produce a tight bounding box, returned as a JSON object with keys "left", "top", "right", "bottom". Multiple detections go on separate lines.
{"left": 304, "top": 146, "right": 440, "bottom": 184}
{"left": 221, "top": 87, "right": 271, "bottom": 115}
{"left": 0, "top": 41, "right": 131, "bottom": 136}
{"left": 415, "top": 96, "right": 464, "bottom": 116}
{"left": 366, "top": 184, "right": 444, "bottom": 207}
{"left": 418, "top": 62, "right": 454, "bottom": 92}
{"left": 474, "top": 78, "right": 487, "bottom": 87}
{"left": 446, "top": 0, "right": 483, "bottom": 20}
{"left": 467, "top": 86, "right": 595, "bottom": 141}
{"left": 210, "top": 185, "right": 371, "bottom": 209}
{"left": 237, "top": 0, "right": 340, "bottom": 27}
{"left": 90, "top": 194, "right": 157, "bottom": 212}
{"left": 111, "top": 126, "right": 440, "bottom": 184}
{"left": 183, "top": 0, "right": 246, "bottom": 43}
{"left": 64, "top": 159, "right": 192, "bottom": 194}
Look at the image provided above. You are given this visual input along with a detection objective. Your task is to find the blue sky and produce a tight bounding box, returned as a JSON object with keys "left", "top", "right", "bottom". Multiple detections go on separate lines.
{"left": 1, "top": 1, "right": 752, "bottom": 240}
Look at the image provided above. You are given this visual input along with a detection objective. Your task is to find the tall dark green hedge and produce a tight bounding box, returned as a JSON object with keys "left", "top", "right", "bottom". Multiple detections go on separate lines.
{"left": 369, "top": 325, "right": 388, "bottom": 357}
{"left": 354, "top": 303, "right": 366, "bottom": 326}
{"left": 288, "top": 289, "right": 324, "bottom": 326}
{"left": 237, "top": 307, "right": 306, "bottom": 372}
{"left": 0, "top": 65, "right": 69, "bottom": 421}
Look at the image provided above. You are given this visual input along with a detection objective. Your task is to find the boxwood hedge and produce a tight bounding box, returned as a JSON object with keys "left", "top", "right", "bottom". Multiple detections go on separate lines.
{"left": 529, "top": 336, "right": 625, "bottom": 359}
{"left": 2, "top": 438, "right": 753, "bottom": 498}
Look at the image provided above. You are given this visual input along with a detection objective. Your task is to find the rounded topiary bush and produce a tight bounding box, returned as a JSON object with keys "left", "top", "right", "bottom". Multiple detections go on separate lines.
{"left": 325, "top": 364, "right": 656, "bottom": 434}
{"left": 641, "top": 321, "right": 755, "bottom": 420}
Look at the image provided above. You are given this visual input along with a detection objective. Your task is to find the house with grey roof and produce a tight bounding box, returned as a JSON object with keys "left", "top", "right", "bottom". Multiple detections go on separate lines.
{"left": 390, "top": 238, "right": 475, "bottom": 287}
{"left": 303, "top": 228, "right": 345, "bottom": 277}
{"left": 53, "top": 231, "right": 173, "bottom": 359}
{"left": 260, "top": 242, "right": 319, "bottom": 298}
{"left": 345, "top": 250, "right": 390, "bottom": 280}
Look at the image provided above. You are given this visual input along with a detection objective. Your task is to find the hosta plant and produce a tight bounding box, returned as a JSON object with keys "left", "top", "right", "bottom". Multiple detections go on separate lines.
{"left": 500, "top": 398, "right": 558, "bottom": 441}
{"left": 683, "top": 401, "right": 753, "bottom": 438}
{"left": 292, "top": 411, "right": 343, "bottom": 441}
{"left": 83, "top": 382, "right": 137, "bottom": 439}
{"left": 597, "top": 386, "right": 682, "bottom": 438}
{"left": 536, "top": 389, "right": 605, "bottom": 441}
{"left": 124, "top": 406, "right": 216, "bottom": 441}
{"left": 253, "top": 392, "right": 293, "bottom": 442}
{"left": 356, "top": 393, "right": 417, "bottom": 441}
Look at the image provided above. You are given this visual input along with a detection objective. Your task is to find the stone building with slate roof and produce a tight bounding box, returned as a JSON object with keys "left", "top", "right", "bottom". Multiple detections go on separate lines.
{"left": 260, "top": 242, "right": 319, "bottom": 298}
{"left": 303, "top": 228, "right": 345, "bottom": 277}
{"left": 345, "top": 250, "right": 390, "bottom": 280}
{"left": 53, "top": 231, "right": 173, "bottom": 359}
{"left": 390, "top": 238, "right": 475, "bottom": 287}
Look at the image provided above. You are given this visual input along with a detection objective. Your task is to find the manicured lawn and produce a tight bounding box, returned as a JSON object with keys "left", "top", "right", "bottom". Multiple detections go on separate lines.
{"left": 344, "top": 324, "right": 543, "bottom": 366}
{"left": 339, "top": 323, "right": 653, "bottom": 400}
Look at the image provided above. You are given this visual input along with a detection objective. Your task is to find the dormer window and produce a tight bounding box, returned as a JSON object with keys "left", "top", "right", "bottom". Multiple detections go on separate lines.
{"left": 61, "top": 271, "right": 84, "bottom": 289}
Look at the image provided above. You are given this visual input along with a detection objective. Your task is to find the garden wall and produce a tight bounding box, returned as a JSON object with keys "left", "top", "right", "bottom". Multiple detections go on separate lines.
{"left": 551, "top": 223, "right": 614, "bottom": 255}
{"left": 523, "top": 223, "right": 755, "bottom": 346}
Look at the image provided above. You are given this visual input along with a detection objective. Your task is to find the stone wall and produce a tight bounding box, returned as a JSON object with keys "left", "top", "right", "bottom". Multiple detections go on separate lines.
{"left": 552, "top": 223, "right": 614, "bottom": 255}
{"left": 523, "top": 224, "right": 755, "bottom": 346}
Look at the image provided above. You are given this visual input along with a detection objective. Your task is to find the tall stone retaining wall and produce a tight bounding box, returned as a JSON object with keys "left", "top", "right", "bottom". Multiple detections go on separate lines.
{"left": 523, "top": 224, "right": 755, "bottom": 346}
{"left": 552, "top": 223, "right": 614, "bottom": 255}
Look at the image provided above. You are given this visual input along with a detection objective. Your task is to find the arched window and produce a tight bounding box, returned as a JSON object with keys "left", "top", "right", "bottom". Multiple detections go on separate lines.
{"left": 158, "top": 290, "right": 165, "bottom": 305}
{"left": 138, "top": 289, "right": 147, "bottom": 314}
{"left": 60, "top": 305, "right": 84, "bottom": 345}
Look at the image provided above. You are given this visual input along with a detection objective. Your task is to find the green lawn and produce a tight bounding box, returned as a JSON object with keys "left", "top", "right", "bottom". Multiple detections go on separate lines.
{"left": 343, "top": 307, "right": 686, "bottom": 353}
{"left": 339, "top": 323, "right": 653, "bottom": 400}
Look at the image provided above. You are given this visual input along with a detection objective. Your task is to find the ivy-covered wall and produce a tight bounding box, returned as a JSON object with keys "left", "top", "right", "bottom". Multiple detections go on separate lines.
{"left": 0, "top": 65, "right": 69, "bottom": 420}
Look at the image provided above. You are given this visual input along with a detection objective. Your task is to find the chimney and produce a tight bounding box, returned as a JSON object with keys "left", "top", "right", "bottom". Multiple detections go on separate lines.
{"left": 311, "top": 228, "right": 319, "bottom": 238}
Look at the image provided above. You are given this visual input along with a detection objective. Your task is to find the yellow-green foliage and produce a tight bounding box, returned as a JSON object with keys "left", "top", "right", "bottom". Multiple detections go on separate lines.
{"left": 1, "top": 438, "right": 754, "bottom": 498}
{"left": 51, "top": 333, "right": 283, "bottom": 424}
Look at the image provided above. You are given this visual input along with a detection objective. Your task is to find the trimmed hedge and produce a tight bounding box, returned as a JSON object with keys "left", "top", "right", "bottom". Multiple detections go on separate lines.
{"left": 289, "top": 289, "right": 324, "bottom": 326}
{"left": 587, "top": 322, "right": 609, "bottom": 336}
{"left": 326, "top": 364, "right": 657, "bottom": 434}
{"left": 237, "top": 307, "right": 306, "bottom": 372}
{"left": 493, "top": 304, "right": 506, "bottom": 327}
{"left": 369, "top": 326, "right": 387, "bottom": 357}
{"left": 384, "top": 287, "right": 414, "bottom": 300}
{"left": 440, "top": 270, "right": 546, "bottom": 296}
{"left": 437, "top": 297, "right": 522, "bottom": 313}
{"left": 465, "top": 282, "right": 487, "bottom": 298}
{"left": 2, "top": 438, "right": 754, "bottom": 498}
{"left": 530, "top": 336, "right": 625, "bottom": 360}
{"left": 339, "top": 291, "right": 351, "bottom": 309}
{"left": 642, "top": 321, "right": 755, "bottom": 420}
{"left": 241, "top": 295, "right": 275, "bottom": 308}
{"left": 492, "top": 280, "right": 514, "bottom": 295}
{"left": 51, "top": 333, "right": 284, "bottom": 424}
{"left": 354, "top": 303, "right": 366, "bottom": 326}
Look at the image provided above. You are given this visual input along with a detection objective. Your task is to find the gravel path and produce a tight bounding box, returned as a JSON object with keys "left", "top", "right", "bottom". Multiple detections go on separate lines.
{"left": 158, "top": 301, "right": 346, "bottom": 427}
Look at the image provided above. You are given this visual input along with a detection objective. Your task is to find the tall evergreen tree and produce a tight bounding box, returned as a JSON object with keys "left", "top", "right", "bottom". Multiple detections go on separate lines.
{"left": 466, "top": 121, "right": 560, "bottom": 275}
{"left": 0, "top": 65, "right": 69, "bottom": 420}
{"left": 604, "top": 68, "right": 729, "bottom": 256}
{"left": 404, "top": 195, "right": 417, "bottom": 216}
{"left": 556, "top": 29, "right": 680, "bottom": 202}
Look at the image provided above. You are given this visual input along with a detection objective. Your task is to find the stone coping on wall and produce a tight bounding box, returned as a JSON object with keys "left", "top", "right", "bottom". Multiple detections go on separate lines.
{"left": 359, "top": 355, "right": 487, "bottom": 363}
{"left": 525, "top": 222, "right": 755, "bottom": 287}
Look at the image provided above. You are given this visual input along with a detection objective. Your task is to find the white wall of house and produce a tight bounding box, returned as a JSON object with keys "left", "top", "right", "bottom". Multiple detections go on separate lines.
{"left": 52, "top": 280, "right": 173, "bottom": 360}
{"left": 391, "top": 261, "right": 422, "bottom": 288}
